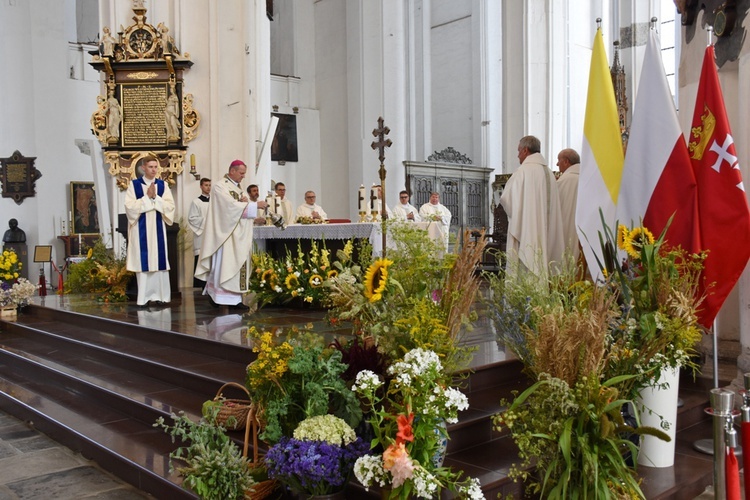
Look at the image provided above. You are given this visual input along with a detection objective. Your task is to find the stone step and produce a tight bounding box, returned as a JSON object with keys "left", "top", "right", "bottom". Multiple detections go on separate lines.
{"left": 0, "top": 296, "right": 719, "bottom": 499}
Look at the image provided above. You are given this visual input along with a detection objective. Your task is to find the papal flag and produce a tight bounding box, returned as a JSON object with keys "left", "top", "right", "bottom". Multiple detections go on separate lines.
{"left": 688, "top": 44, "right": 750, "bottom": 327}
{"left": 576, "top": 28, "right": 624, "bottom": 279}
{"left": 616, "top": 29, "right": 699, "bottom": 255}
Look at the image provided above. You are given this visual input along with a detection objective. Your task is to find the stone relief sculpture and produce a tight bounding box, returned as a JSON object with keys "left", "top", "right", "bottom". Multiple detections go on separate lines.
{"left": 107, "top": 95, "right": 122, "bottom": 141}
{"left": 165, "top": 88, "right": 181, "bottom": 142}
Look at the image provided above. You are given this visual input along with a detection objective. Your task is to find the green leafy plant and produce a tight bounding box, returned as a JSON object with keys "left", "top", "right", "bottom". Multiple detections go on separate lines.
{"left": 494, "top": 373, "right": 668, "bottom": 499}
{"left": 154, "top": 407, "right": 255, "bottom": 500}
{"left": 245, "top": 330, "right": 362, "bottom": 444}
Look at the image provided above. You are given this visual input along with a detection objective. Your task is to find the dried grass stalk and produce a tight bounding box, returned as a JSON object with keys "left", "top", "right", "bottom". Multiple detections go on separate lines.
{"left": 442, "top": 230, "right": 487, "bottom": 341}
{"left": 524, "top": 284, "right": 617, "bottom": 386}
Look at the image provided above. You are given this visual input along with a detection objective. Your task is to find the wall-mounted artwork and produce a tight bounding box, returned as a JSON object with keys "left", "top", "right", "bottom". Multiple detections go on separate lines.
{"left": 70, "top": 181, "right": 100, "bottom": 235}
{"left": 271, "top": 113, "right": 298, "bottom": 163}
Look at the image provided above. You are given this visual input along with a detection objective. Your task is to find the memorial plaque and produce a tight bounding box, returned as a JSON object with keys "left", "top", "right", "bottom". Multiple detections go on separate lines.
{"left": 0, "top": 150, "right": 42, "bottom": 205}
{"left": 121, "top": 83, "right": 170, "bottom": 147}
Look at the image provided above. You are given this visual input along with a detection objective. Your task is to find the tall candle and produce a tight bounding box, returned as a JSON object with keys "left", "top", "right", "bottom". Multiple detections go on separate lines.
{"left": 78, "top": 233, "right": 82, "bottom": 254}
{"left": 190, "top": 153, "right": 196, "bottom": 167}
{"left": 370, "top": 185, "right": 376, "bottom": 211}
{"left": 69, "top": 211, "right": 72, "bottom": 228}
{"left": 358, "top": 185, "right": 366, "bottom": 212}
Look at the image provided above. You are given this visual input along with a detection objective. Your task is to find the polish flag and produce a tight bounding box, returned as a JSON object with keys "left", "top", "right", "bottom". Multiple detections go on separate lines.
{"left": 616, "top": 30, "right": 699, "bottom": 255}
{"left": 689, "top": 44, "right": 750, "bottom": 327}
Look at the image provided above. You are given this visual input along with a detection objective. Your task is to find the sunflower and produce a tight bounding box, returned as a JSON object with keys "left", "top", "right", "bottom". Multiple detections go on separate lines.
{"left": 623, "top": 226, "right": 655, "bottom": 259}
{"left": 616, "top": 224, "right": 629, "bottom": 250}
{"left": 285, "top": 274, "right": 300, "bottom": 290}
{"left": 364, "top": 258, "right": 393, "bottom": 302}
{"left": 309, "top": 274, "right": 323, "bottom": 288}
{"left": 261, "top": 269, "right": 275, "bottom": 283}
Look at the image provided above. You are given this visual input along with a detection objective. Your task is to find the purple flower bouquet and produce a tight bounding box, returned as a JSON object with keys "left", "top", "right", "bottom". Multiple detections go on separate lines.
{"left": 265, "top": 435, "right": 369, "bottom": 496}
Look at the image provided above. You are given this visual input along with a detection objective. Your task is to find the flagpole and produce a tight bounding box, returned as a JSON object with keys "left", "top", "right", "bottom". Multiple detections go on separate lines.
{"left": 690, "top": 32, "right": 743, "bottom": 488}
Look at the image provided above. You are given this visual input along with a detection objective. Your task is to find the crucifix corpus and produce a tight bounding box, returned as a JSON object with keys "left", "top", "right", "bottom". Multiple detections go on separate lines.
{"left": 370, "top": 116, "right": 392, "bottom": 256}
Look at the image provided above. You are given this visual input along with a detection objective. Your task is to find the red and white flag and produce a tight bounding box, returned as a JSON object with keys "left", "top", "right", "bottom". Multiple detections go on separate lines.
{"left": 689, "top": 44, "right": 750, "bottom": 327}
{"left": 616, "top": 30, "right": 699, "bottom": 255}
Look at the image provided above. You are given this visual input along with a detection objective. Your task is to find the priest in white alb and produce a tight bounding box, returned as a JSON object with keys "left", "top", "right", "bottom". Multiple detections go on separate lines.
{"left": 295, "top": 191, "right": 328, "bottom": 221}
{"left": 555, "top": 148, "right": 581, "bottom": 261}
{"left": 419, "top": 192, "right": 451, "bottom": 249}
{"left": 501, "top": 135, "right": 564, "bottom": 276}
{"left": 195, "top": 160, "right": 267, "bottom": 309}
{"left": 125, "top": 155, "right": 175, "bottom": 306}
{"left": 392, "top": 190, "right": 422, "bottom": 222}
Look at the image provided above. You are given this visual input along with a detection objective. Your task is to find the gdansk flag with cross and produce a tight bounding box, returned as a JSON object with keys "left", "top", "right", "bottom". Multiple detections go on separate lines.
{"left": 689, "top": 44, "right": 750, "bottom": 328}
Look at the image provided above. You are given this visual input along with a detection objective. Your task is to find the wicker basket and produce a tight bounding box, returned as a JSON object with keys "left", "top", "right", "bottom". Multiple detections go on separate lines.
{"left": 208, "top": 382, "right": 254, "bottom": 431}
{"left": 242, "top": 408, "right": 278, "bottom": 500}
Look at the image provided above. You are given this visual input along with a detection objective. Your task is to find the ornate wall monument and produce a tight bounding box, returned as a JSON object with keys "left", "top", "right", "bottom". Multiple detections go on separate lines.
{"left": 89, "top": 2, "right": 200, "bottom": 190}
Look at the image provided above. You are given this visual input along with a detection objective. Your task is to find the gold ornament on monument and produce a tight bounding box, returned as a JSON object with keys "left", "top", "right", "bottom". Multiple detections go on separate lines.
{"left": 88, "top": 0, "right": 200, "bottom": 190}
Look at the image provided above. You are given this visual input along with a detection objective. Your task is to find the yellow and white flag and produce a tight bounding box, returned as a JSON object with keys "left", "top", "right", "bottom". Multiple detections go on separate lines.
{"left": 576, "top": 28, "right": 624, "bottom": 279}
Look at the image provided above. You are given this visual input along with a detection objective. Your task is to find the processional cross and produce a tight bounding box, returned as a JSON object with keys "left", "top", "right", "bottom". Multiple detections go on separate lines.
{"left": 371, "top": 116, "right": 392, "bottom": 255}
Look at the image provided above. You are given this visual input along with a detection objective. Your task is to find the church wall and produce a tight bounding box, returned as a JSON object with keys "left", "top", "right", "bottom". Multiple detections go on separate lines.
{"left": 430, "top": 1, "right": 473, "bottom": 161}
{"left": 0, "top": 0, "right": 101, "bottom": 275}
{"left": 313, "top": 0, "right": 349, "bottom": 219}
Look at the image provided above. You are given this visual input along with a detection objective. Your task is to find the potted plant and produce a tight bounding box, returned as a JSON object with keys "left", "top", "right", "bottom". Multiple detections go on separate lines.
{"left": 352, "top": 348, "right": 484, "bottom": 499}
{"left": 265, "top": 414, "right": 370, "bottom": 499}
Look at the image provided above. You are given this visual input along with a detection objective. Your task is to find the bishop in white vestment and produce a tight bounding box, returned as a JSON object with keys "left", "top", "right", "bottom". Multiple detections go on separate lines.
{"left": 195, "top": 160, "right": 267, "bottom": 307}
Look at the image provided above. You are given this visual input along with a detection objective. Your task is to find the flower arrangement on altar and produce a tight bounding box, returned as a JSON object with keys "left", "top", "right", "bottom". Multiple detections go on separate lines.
{"left": 484, "top": 216, "right": 704, "bottom": 498}
{"left": 295, "top": 216, "right": 327, "bottom": 225}
{"left": 65, "top": 239, "right": 132, "bottom": 302}
{"left": 265, "top": 414, "right": 370, "bottom": 497}
{"left": 0, "top": 278, "right": 38, "bottom": 308}
{"left": 245, "top": 328, "right": 362, "bottom": 444}
{"left": 353, "top": 348, "right": 483, "bottom": 499}
{"left": 0, "top": 248, "right": 21, "bottom": 282}
{"left": 249, "top": 240, "right": 349, "bottom": 308}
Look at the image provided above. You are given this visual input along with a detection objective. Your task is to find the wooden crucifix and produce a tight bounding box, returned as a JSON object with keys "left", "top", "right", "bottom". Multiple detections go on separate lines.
{"left": 371, "top": 116, "right": 392, "bottom": 255}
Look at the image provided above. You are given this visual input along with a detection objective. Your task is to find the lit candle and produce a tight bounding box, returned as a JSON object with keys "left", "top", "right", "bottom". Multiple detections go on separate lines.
{"left": 358, "top": 185, "right": 366, "bottom": 212}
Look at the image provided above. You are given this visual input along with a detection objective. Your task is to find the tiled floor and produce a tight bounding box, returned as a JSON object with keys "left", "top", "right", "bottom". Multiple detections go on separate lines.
{"left": 0, "top": 410, "right": 150, "bottom": 499}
